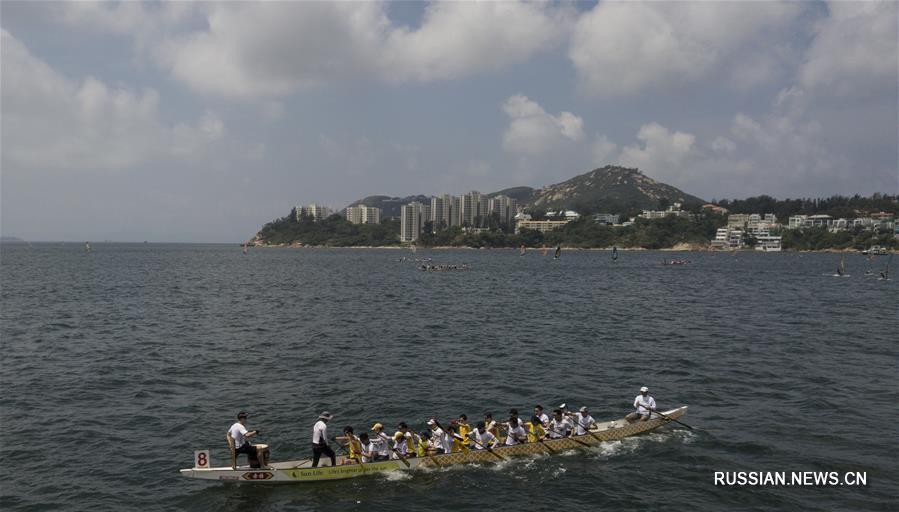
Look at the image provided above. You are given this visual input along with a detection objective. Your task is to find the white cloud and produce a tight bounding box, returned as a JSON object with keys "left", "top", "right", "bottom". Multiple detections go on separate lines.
{"left": 569, "top": 2, "right": 802, "bottom": 97}
{"left": 619, "top": 123, "right": 696, "bottom": 177}
{"left": 502, "top": 95, "right": 584, "bottom": 155}
{"left": 711, "top": 136, "right": 737, "bottom": 154}
{"left": 140, "top": 1, "right": 569, "bottom": 97}
{"left": 800, "top": 1, "right": 898, "bottom": 96}
{"left": 1, "top": 30, "right": 222, "bottom": 172}
{"left": 382, "top": 2, "right": 570, "bottom": 83}
{"left": 591, "top": 135, "right": 618, "bottom": 165}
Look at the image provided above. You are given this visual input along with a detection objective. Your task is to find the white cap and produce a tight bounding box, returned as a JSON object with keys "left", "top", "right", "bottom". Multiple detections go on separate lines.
{"left": 640, "top": 386, "right": 649, "bottom": 393}
{"left": 559, "top": 403, "right": 567, "bottom": 409}
{"left": 579, "top": 406, "right": 588, "bottom": 412}
{"left": 426, "top": 419, "right": 436, "bottom": 426}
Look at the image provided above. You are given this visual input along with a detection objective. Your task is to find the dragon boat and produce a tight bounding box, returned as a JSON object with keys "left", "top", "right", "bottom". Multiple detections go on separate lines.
{"left": 180, "top": 406, "right": 687, "bottom": 483}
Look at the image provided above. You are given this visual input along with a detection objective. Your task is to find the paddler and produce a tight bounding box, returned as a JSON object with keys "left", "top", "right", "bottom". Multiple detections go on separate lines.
{"left": 525, "top": 415, "right": 547, "bottom": 442}
{"left": 227, "top": 411, "right": 263, "bottom": 469}
{"left": 369, "top": 423, "right": 392, "bottom": 461}
{"left": 456, "top": 415, "right": 472, "bottom": 451}
{"left": 416, "top": 430, "right": 433, "bottom": 457}
{"left": 484, "top": 412, "right": 500, "bottom": 440}
{"left": 311, "top": 411, "right": 336, "bottom": 467}
{"left": 358, "top": 433, "right": 375, "bottom": 463}
{"left": 504, "top": 417, "right": 528, "bottom": 446}
{"left": 534, "top": 405, "right": 550, "bottom": 427}
{"left": 546, "top": 408, "right": 572, "bottom": 439}
{"left": 626, "top": 386, "right": 657, "bottom": 422}
{"left": 566, "top": 406, "right": 596, "bottom": 435}
{"left": 427, "top": 419, "right": 453, "bottom": 454}
{"left": 469, "top": 421, "right": 499, "bottom": 450}
{"left": 335, "top": 426, "right": 361, "bottom": 464}
{"left": 392, "top": 422, "right": 416, "bottom": 458}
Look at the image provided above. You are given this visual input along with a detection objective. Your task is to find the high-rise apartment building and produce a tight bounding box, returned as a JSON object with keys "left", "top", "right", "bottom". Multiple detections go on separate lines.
{"left": 345, "top": 205, "right": 381, "bottom": 225}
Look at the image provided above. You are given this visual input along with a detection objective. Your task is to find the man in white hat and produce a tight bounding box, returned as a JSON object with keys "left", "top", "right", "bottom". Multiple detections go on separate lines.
{"left": 311, "top": 411, "right": 335, "bottom": 467}
{"left": 565, "top": 406, "right": 597, "bottom": 435}
{"left": 626, "top": 387, "right": 656, "bottom": 423}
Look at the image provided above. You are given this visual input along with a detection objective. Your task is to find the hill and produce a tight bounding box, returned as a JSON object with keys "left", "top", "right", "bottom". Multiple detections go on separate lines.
{"left": 486, "top": 186, "right": 536, "bottom": 204}
{"left": 522, "top": 165, "right": 703, "bottom": 214}
{"left": 347, "top": 195, "right": 430, "bottom": 218}
{"left": 345, "top": 166, "right": 703, "bottom": 217}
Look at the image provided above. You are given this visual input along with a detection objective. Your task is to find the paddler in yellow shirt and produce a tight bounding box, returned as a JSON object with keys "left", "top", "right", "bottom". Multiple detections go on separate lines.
{"left": 456, "top": 415, "right": 472, "bottom": 451}
{"left": 335, "top": 425, "right": 362, "bottom": 464}
{"left": 525, "top": 415, "right": 547, "bottom": 443}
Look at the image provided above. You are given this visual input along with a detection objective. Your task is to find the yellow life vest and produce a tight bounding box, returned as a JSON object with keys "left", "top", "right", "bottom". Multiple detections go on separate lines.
{"left": 416, "top": 439, "right": 427, "bottom": 457}
{"left": 526, "top": 422, "right": 546, "bottom": 443}
{"left": 457, "top": 423, "right": 471, "bottom": 446}
{"left": 347, "top": 436, "right": 361, "bottom": 461}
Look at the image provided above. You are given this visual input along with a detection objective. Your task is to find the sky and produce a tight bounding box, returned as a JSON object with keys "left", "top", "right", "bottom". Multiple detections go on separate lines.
{"left": 1, "top": 1, "right": 897, "bottom": 243}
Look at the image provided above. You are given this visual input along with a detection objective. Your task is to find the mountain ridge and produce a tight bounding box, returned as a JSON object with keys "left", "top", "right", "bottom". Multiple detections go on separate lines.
{"left": 347, "top": 166, "right": 704, "bottom": 216}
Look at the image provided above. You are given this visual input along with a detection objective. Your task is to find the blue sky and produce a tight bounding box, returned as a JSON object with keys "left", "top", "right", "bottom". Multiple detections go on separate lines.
{"left": 2, "top": 1, "right": 896, "bottom": 242}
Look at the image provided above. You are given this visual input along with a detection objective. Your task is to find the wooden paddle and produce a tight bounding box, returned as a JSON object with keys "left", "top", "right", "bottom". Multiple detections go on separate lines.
{"left": 648, "top": 407, "right": 694, "bottom": 430}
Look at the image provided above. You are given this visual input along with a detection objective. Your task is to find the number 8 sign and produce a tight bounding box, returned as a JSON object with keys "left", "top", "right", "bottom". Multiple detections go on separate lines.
{"left": 194, "top": 450, "right": 211, "bottom": 469}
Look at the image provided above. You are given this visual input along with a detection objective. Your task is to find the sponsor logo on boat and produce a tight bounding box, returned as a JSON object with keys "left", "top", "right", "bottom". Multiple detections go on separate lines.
{"left": 242, "top": 471, "right": 274, "bottom": 480}
{"left": 219, "top": 475, "right": 240, "bottom": 481}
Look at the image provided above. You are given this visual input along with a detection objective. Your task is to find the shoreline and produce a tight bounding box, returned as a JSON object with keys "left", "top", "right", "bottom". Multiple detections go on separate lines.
{"left": 250, "top": 244, "right": 875, "bottom": 253}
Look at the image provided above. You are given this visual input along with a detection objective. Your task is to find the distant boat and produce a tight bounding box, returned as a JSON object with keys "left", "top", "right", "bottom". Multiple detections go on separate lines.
{"left": 880, "top": 254, "right": 892, "bottom": 280}
{"left": 836, "top": 254, "right": 846, "bottom": 277}
{"left": 540, "top": 245, "right": 548, "bottom": 257}
{"left": 243, "top": 242, "right": 248, "bottom": 255}
{"left": 612, "top": 246, "right": 618, "bottom": 262}
{"left": 519, "top": 243, "right": 526, "bottom": 256}
{"left": 84, "top": 242, "right": 91, "bottom": 253}
{"left": 554, "top": 245, "right": 561, "bottom": 260}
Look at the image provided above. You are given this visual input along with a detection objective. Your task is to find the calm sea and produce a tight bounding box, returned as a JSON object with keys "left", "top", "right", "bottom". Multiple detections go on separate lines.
{"left": 1, "top": 244, "right": 896, "bottom": 511}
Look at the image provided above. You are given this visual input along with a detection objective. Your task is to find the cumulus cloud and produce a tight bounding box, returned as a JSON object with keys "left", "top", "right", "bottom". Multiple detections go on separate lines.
{"left": 619, "top": 123, "right": 696, "bottom": 176}
{"left": 502, "top": 95, "right": 584, "bottom": 155}
{"left": 569, "top": 1, "right": 802, "bottom": 97}
{"left": 1, "top": 30, "right": 222, "bottom": 172}
{"left": 800, "top": 1, "right": 898, "bottom": 96}
{"left": 591, "top": 135, "right": 618, "bottom": 165}
{"left": 138, "top": 1, "right": 568, "bottom": 97}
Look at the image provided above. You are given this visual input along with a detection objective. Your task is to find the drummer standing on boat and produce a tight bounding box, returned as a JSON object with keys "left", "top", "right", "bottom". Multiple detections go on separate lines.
{"left": 311, "top": 411, "right": 336, "bottom": 467}
{"left": 626, "top": 386, "right": 656, "bottom": 422}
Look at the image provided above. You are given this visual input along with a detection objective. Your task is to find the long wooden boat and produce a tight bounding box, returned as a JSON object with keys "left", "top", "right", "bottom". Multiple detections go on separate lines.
{"left": 180, "top": 406, "right": 687, "bottom": 483}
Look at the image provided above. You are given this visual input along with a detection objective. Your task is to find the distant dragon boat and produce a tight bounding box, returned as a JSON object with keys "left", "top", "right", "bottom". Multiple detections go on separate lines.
{"left": 180, "top": 406, "right": 687, "bottom": 483}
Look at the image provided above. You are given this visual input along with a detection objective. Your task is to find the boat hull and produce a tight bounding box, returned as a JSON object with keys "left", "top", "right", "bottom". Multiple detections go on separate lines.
{"left": 180, "top": 406, "right": 687, "bottom": 483}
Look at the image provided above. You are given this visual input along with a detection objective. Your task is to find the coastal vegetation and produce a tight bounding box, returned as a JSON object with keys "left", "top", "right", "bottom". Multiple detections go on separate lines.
{"left": 257, "top": 211, "right": 400, "bottom": 246}
{"left": 714, "top": 194, "right": 899, "bottom": 219}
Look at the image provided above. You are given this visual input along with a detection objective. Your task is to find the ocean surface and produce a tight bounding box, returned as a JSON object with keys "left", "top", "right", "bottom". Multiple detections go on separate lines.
{"left": 1, "top": 243, "right": 896, "bottom": 511}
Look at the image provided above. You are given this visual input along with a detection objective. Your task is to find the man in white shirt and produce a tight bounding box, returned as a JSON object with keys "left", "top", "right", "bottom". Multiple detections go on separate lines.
{"left": 311, "top": 411, "right": 335, "bottom": 467}
{"left": 358, "top": 433, "right": 375, "bottom": 463}
{"left": 227, "top": 411, "right": 262, "bottom": 468}
{"left": 546, "top": 409, "right": 572, "bottom": 439}
{"left": 370, "top": 423, "right": 391, "bottom": 461}
{"left": 427, "top": 419, "right": 453, "bottom": 454}
{"left": 469, "top": 421, "right": 499, "bottom": 450}
{"left": 533, "top": 405, "right": 550, "bottom": 427}
{"left": 392, "top": 422, "right": 415, "bottom": 458}
{"left": 504, "top": 417, "right": 528, "bottom": 446}
{"left": 626, "top": 386, "right": 657, "bottom": 422}
{"left": 568, "top": 406, "right": 596, "bottom": 435}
